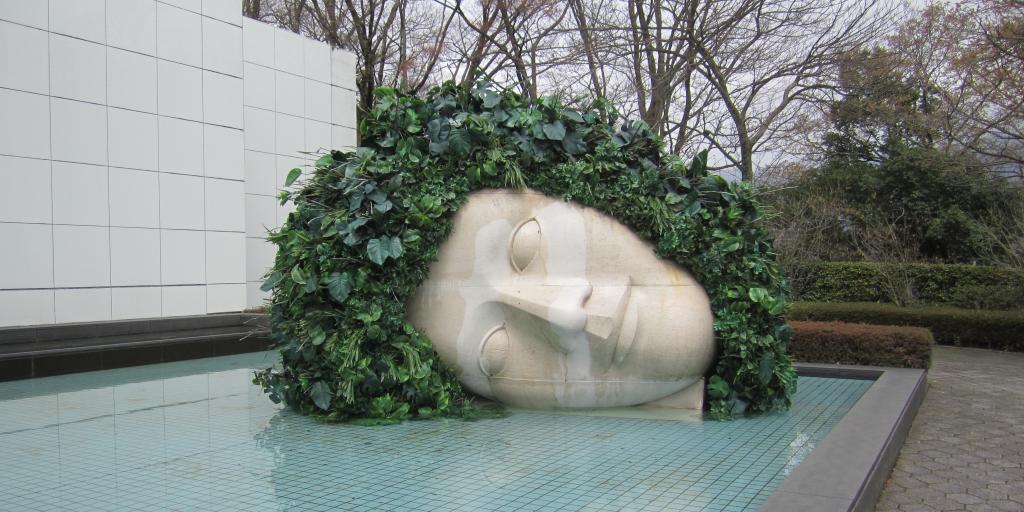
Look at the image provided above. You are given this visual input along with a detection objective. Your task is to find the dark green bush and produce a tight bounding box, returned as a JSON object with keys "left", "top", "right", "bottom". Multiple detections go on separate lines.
{"left": 790, "top": 302, "right": 1024, "bottom": 351}
{"left": 790, "top": 261, "right": 1024, "bottom": 310}
{"left": 255, "top": 83, "right": 795, "bottom": 422}
{"left": 789, "top": 321, "right": 932, "bottom": 369}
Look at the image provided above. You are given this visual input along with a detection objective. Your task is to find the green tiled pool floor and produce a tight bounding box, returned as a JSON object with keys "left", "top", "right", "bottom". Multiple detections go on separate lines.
{"left": 0, "top": 352, "right": 871, "bottom": 511}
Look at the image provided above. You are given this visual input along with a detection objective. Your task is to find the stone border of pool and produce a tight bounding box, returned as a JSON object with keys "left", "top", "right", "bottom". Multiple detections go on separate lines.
{"left": 759, "top": 363, "right": 927, "bottom": 512}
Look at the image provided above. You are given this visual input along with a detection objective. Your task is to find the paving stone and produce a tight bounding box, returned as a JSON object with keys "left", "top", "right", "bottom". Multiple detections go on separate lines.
{"left": 878, "top": 346, "right": 1024, "bottom": 512}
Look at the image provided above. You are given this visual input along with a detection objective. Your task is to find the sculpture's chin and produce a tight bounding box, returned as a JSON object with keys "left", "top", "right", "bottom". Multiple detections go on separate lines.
{"left": 486, "top": 377, "right": 701, "bottom": 409}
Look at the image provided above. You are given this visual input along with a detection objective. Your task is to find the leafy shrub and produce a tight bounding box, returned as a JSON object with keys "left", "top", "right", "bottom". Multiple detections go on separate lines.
{"left": 790, "top": 261, "right": 1024, "bottom": 310}
{"left": 790, "top": 302, "right": 1024, "bottom": 351}
{"left": 255, "top": 83, "right": 796, "bottom": 422}
{"left": 789, "top": 321, "right": 932, "bottom": 369}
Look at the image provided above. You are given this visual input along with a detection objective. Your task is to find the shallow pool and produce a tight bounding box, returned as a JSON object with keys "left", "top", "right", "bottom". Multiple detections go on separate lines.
{"left": 0, "top": 352, "right": 871, "bottom": 512}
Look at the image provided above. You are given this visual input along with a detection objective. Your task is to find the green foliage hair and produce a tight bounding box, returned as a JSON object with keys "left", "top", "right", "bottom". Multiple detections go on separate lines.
{"left": 255, "top": 82, "right": 796, "bottom": 421}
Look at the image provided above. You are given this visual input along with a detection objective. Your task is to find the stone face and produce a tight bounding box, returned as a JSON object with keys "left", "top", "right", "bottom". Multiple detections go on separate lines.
{"left": 407, "top": 189, "right": 716, "bottom": 409}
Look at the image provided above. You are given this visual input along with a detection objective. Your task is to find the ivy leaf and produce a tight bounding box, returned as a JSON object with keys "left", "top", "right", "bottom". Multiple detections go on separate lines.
{"left": 387, "top": 236, "right": 404, "bottom": 258}
{"left": 448, "top": 127, "right": 471, "bottom": 155}
{"left": 479, "top": 89, "right": 501, "bottom": 108}
{"left": 326, "top": 272, "right": 352, "bottom": 304}
{"left": 309, "top": 381, "right": 332, "bottom": 411}
{"left": 284, "top": 168, "right": 302, "bottom": 187}
{"left": 260, "top": 271, "right": 284, "bottom": 292}
{"left": 427, "top": 118, "right": 451, "bottom": 155}
{"left": 562, "top": 110, "right": 584, "bottom": 123}
{"left": 542, "top": 121, "right": 566, "bottom": 141}
{"left": 561, "top": 130, "right": 585, "bottom": 154}
{"left": 356, "top": 304, "right": 383, "bottom": 324}
{"left": 684, "top": 201, "right": 702, "bottom": 215}
{"left": 748, "top": 287, "right": 769, "bottom": 304}
{"left": 290, "top": 266, "right": 307, "bottom": 285}
{"left": 367, "top": 238, "right": 388, "bottom": 265}
{"left": 302, "top": 275, "right": 318, "bottom": 294}
{"left": 315, "top": 153, "right": 335, "bottom": 167}
{"left": 708, "top": 375, "right": 730, "bottom": 400}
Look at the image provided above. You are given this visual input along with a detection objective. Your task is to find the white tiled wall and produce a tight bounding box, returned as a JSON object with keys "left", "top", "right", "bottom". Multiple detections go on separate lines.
{"left": 242, "top": 18, "right": 357, "bottom": 309}
{"left": 0, "top": 2, "right": 357, "bottom": 326}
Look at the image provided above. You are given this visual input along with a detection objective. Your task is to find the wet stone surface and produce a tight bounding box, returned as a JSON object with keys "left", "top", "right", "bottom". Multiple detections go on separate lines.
{"left": 876, "top": 346, "right": 1024, "bottom": 512}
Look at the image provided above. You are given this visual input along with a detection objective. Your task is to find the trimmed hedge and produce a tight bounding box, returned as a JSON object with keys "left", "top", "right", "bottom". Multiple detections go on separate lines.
{"left": 790, "top": 262, "right": 1024, "bottom": 310}
{"left": 790, "top": 302, "right": 1024, "bottom": 351}
{"left": 789, "top": 321, "right": 932, "bottom": 369}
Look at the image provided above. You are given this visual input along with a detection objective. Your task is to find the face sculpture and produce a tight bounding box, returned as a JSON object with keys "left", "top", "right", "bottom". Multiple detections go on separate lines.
{"left": 407, "top": 189, "right": 716, "bottom": 409}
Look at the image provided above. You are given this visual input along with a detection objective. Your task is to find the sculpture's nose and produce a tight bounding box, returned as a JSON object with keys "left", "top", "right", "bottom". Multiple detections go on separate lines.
{"left": 495, "top": 278, "right": 592, "bottom": 352}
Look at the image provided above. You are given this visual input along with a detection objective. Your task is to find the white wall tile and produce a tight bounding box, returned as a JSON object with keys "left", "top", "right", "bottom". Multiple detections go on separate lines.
{"left": 110, "top": 227, "right": 161, "bottom": 286}
{"left": 159, "top": 173, "right": 204, "bottom": 229}
{"left": 55, "top": 288, "right": 111, "bottom": 323}
{"left": 245, "top": 281, "right": 267, "bottom": 309}
{"left": 203, "top": 71, "right": 242, "bottom": 127}
{"left": 0, "top": 1, "right": 47, "bottom": 29}
{"left": 274, "top": 29, "right": 303, "bottom": 76}
{"left": 305, "top": 119, "right": 331, "bottom": 155}
{"left": 202, "top": 0, "right": 240, "bottom": 25}
{"left": 203, "top": 125, "right": 243, "bottom": 180}
{"left": 305, "top": 79, "right": 330, "bottom": 123}
{"left": 51, "top": 162, "right": 108, "bottom": 226}
{"left": 245, "top": 193, "right": 276, "bottom": 237}
{"left": 156, "top": 2, "right": 201, "bottom": 66}
{"left": 53, "top": 225, "right": 110, "bottom": 287}
{"left": 51, "top": 99, "right": 107, "bottom": 165}
{"left": 0, "top": 155, "right": 50, "bottom": 223}
{"left": 204, "top": 178, "right": 244, "bottom": 231}
{"left": 0, "top": 20, "right": 48, "bottom": 94}
{"left": 332, "top": 124, "right": 357, "bottom": 150}
{"left": 241, "top": 17, "right": 273, "bottom": 67}
{"left": 107, "top": 0, "right": 157, "bottom": 55}
{"left": 49, "top": 0, "right": 104, "bottom": 43}
{"left": 162, "top": 285, "right": 205, "bottom": 316}
{"left": 331, "top": 85, "right": 357, "bottom": 128}
{"left": 109, "top": 168, "right": 160, "bottom": 228}
{"left": 111, "top": 287, "right": 162, "bottom": 320}
{"left": 0, "top": 290, "right": 54, "bottom": 327}
{"left": 161, "top": 229, "right": 204, "bottom": 284}
{"left": 275, "top": 113, "right": 304, "bottom": 158}
{"left": 205, "top": 231, "right": 244, "bottom": 283}
{"left": 108, "top": 48, "right": 157, "bottom": 113}
{"left": 0, "top": 88, "right": 49, "bottom": 159}
{"left": 244, "top": 150, "right": 276, "bottom": 196}
{"left": 245, "top": 237, "right": 275, "bottom": 282}
{"left": 49, "top": 34, "right": 106, "bottom": 104}
{"left": 109, "top": 108, "right": 158, "bottom": 171}
{"left": 158, "top": 59, "right": 203, "bottom": 121}
{"left": 0, "top": 223, "right": 52, "bottom": 288}
{"left": 243, "top": 62, "right": 273, "bottom": 110}
{"left": 331, "top": 49, "right": 356, "bottom": 89}
{"left": 207, "top": 283, "right": 244, "bottom": 312}
{"left": 243, "top": 106, "right": 274, "bottom": 152}
{"left": 274, "top": 71, "right": 303, "bottom": 116}
{"left": 158, "top": 116, "right": 203, "bottom": 175}
{"left": 303, "top": 38, "right": 330, "bottom": 83}
{"left": 162, "top": 0, "right": 201, "bottom": 12}
{"left": 202, "top": 18, "right": 241, "bottom": 77}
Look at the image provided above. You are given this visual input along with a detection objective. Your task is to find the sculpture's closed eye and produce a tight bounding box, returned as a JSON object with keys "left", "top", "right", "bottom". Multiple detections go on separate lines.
{"left": 478, "top": 326, "right": 510, "bottom": 377}
{"left": 509, "top": 218, "right": 541, "bottom": 272}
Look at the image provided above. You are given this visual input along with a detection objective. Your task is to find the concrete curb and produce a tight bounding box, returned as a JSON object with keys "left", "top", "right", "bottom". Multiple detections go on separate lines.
{"left": 759, "top": 363, "right": 928, "bottom": 511}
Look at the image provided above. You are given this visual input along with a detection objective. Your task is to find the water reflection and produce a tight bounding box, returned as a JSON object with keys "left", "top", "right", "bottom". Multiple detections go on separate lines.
{"left": 0, "top": 353, "right": 870, "bottom": 512}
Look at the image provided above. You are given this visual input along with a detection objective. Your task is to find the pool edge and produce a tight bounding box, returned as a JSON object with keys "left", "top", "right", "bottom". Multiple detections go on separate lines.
{"left": 759, "top": 363, "right": 927, "bottom": 512}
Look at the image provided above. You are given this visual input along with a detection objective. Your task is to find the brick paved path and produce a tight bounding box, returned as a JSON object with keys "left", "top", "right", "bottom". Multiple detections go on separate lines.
{"left": 875, "top": 346, "right": 1024, "bottom": 512}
